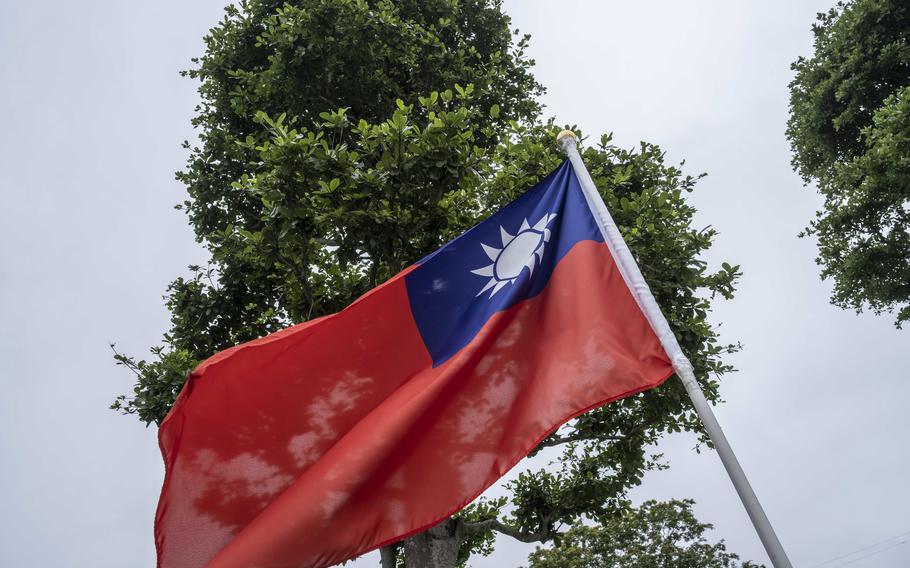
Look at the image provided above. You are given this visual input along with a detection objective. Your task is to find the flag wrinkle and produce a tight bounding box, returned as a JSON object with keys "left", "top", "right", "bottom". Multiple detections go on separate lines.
{"left": 203, "top": 305, "right": 523, "bottom": 566}
{"left": 363, "top": 365, "right": 675, "bottom": 559}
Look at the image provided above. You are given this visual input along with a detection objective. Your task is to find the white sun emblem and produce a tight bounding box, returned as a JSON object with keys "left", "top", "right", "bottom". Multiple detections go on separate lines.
{"left": 471, "top": 213, "right": 558, "bottom": 298}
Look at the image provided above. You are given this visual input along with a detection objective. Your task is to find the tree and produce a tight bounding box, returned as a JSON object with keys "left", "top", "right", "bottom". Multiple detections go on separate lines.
{"left": 113, "top": 0, "right": 543, "bottom": 423}
{"left": 113, "top": 1, "right": 741, "bottom": 566}
{"left": 787, "top": 0, "right": 910, "bottom": 326}
{"left": 525, "top": 500, "right": 763, "bottom": 568}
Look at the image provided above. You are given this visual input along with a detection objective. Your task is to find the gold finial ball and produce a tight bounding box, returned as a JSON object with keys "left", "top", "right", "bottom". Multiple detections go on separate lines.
{"left": 556, "top": 129, "right": 577, "bottom": 143}
{"left": 556, "top": 129, "right": 577, "bottom": 152}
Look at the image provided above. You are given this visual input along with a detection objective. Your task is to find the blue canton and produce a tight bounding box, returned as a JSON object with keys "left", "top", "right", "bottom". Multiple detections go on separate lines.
{"left": 405, "top": 161, "right": 603, "bottom": 366}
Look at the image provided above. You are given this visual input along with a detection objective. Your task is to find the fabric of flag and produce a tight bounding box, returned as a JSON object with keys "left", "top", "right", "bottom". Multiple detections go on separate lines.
{"left": 155, "top": 160, "right": 674, "bottom": 568}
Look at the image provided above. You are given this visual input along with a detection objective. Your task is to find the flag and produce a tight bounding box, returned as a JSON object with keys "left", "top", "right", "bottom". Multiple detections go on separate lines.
{"left": 155, "top": 160, "right": 674, "bottom": 568}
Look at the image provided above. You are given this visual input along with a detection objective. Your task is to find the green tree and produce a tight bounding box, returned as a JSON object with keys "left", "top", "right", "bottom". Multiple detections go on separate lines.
{"left": 113, "top": 0, "right": 543, "bottom": 423}
{"left": 525, "top": 500, "right": 763, "bottom": 568}
{"left": 787, "top": 0, "right": 910, "bottom": 326}
{"left": 113, "top": 1, "right": 740, "bottom": 566}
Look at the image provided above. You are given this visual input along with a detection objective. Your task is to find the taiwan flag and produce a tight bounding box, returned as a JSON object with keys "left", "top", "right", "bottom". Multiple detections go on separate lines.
{"left": 155, "top": 160, "right": 675, "bottom": 568}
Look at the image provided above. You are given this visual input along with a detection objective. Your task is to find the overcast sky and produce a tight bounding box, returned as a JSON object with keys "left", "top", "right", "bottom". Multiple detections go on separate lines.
{"left": 1, "top": 1, "right": 908, "bottom": 567}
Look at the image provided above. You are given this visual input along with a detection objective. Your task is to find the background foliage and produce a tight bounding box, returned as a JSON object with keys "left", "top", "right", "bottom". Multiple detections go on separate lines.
{"left": 113, "top": 0, "right": 742, "bottom": 563}
{"left": 788, "top": 0, "right": 910, "bottom": 326}
{"left": 525, "top": 500, "right": 763, "bottom": 568}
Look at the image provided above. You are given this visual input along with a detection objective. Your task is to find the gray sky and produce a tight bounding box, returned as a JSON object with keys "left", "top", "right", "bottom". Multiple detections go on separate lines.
{"left": 1, "top": 1, "right": 907, "bottom": 567}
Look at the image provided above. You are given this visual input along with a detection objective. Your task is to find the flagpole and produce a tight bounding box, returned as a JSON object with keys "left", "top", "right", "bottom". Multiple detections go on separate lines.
{"left": 557, "top": 130, "right": 793, "bottom": 568}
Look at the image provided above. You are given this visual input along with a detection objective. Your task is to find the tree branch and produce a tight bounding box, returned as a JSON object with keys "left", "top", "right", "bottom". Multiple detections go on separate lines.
{"left": 535, "top": 431, "right": 626, "bottom": 450}
{"left": 534, "top": 416, "right": 665, "bottom": 453}
{"left": 463, "top": 518, "right": 550, "bottom": 544}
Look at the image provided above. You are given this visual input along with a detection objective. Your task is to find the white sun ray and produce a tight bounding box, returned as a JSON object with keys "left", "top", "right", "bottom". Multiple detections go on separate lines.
{"left": 470, "top": 212, "right": 559, "bottom": 298}
{"left": 500, "top": 226, "right": 513, "bottom": 247}
{"left": 480, "top": 243, "right": 499, "bottom": 261}
{"left": 532, "top": 214, "right": 555, "bottom": 231}
{"left": 471, "top": 265, "right": 495, "bottom": 277}
{"left": 489, "top": 281, "right": 509, "bottom": 297}
{"left": 476, "top": 278, "right": 498, "bottom": 296}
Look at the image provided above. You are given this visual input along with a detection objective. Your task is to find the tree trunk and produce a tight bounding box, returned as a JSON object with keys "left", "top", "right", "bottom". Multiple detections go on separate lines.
{"left": 380, "top": 544, "right": 398, "bottom": 568}
{"left": 402, "top": 518, "right": 463, "bottom": 568}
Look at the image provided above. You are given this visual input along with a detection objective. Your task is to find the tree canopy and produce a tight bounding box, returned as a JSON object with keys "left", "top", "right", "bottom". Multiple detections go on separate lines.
{"left": 787, "top": 0, "right": 910, "bottom": 326}
{"left": 113, "top": 0, "right": 543, "bottom": 423}
{"left": 525, "top": 500, "right": 763, "bottom": 568}
{"left": 113, "top": 1, "right": 742, "bottom": 565}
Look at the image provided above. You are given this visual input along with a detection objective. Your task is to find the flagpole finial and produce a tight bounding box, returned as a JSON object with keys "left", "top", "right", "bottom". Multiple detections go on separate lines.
{"left": 556, "top": 130, "right": 577, "bottom": 153}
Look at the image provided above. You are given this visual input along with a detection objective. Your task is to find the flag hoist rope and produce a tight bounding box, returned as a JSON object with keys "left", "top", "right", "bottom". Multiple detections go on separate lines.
{"left": 557, "top": 130, "right": 793, "bottom": 568}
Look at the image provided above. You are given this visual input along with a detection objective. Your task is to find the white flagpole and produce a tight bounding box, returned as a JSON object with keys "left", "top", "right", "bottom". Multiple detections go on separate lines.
{"left": 557, "top": 130, "right": 793, "bottom": 568}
